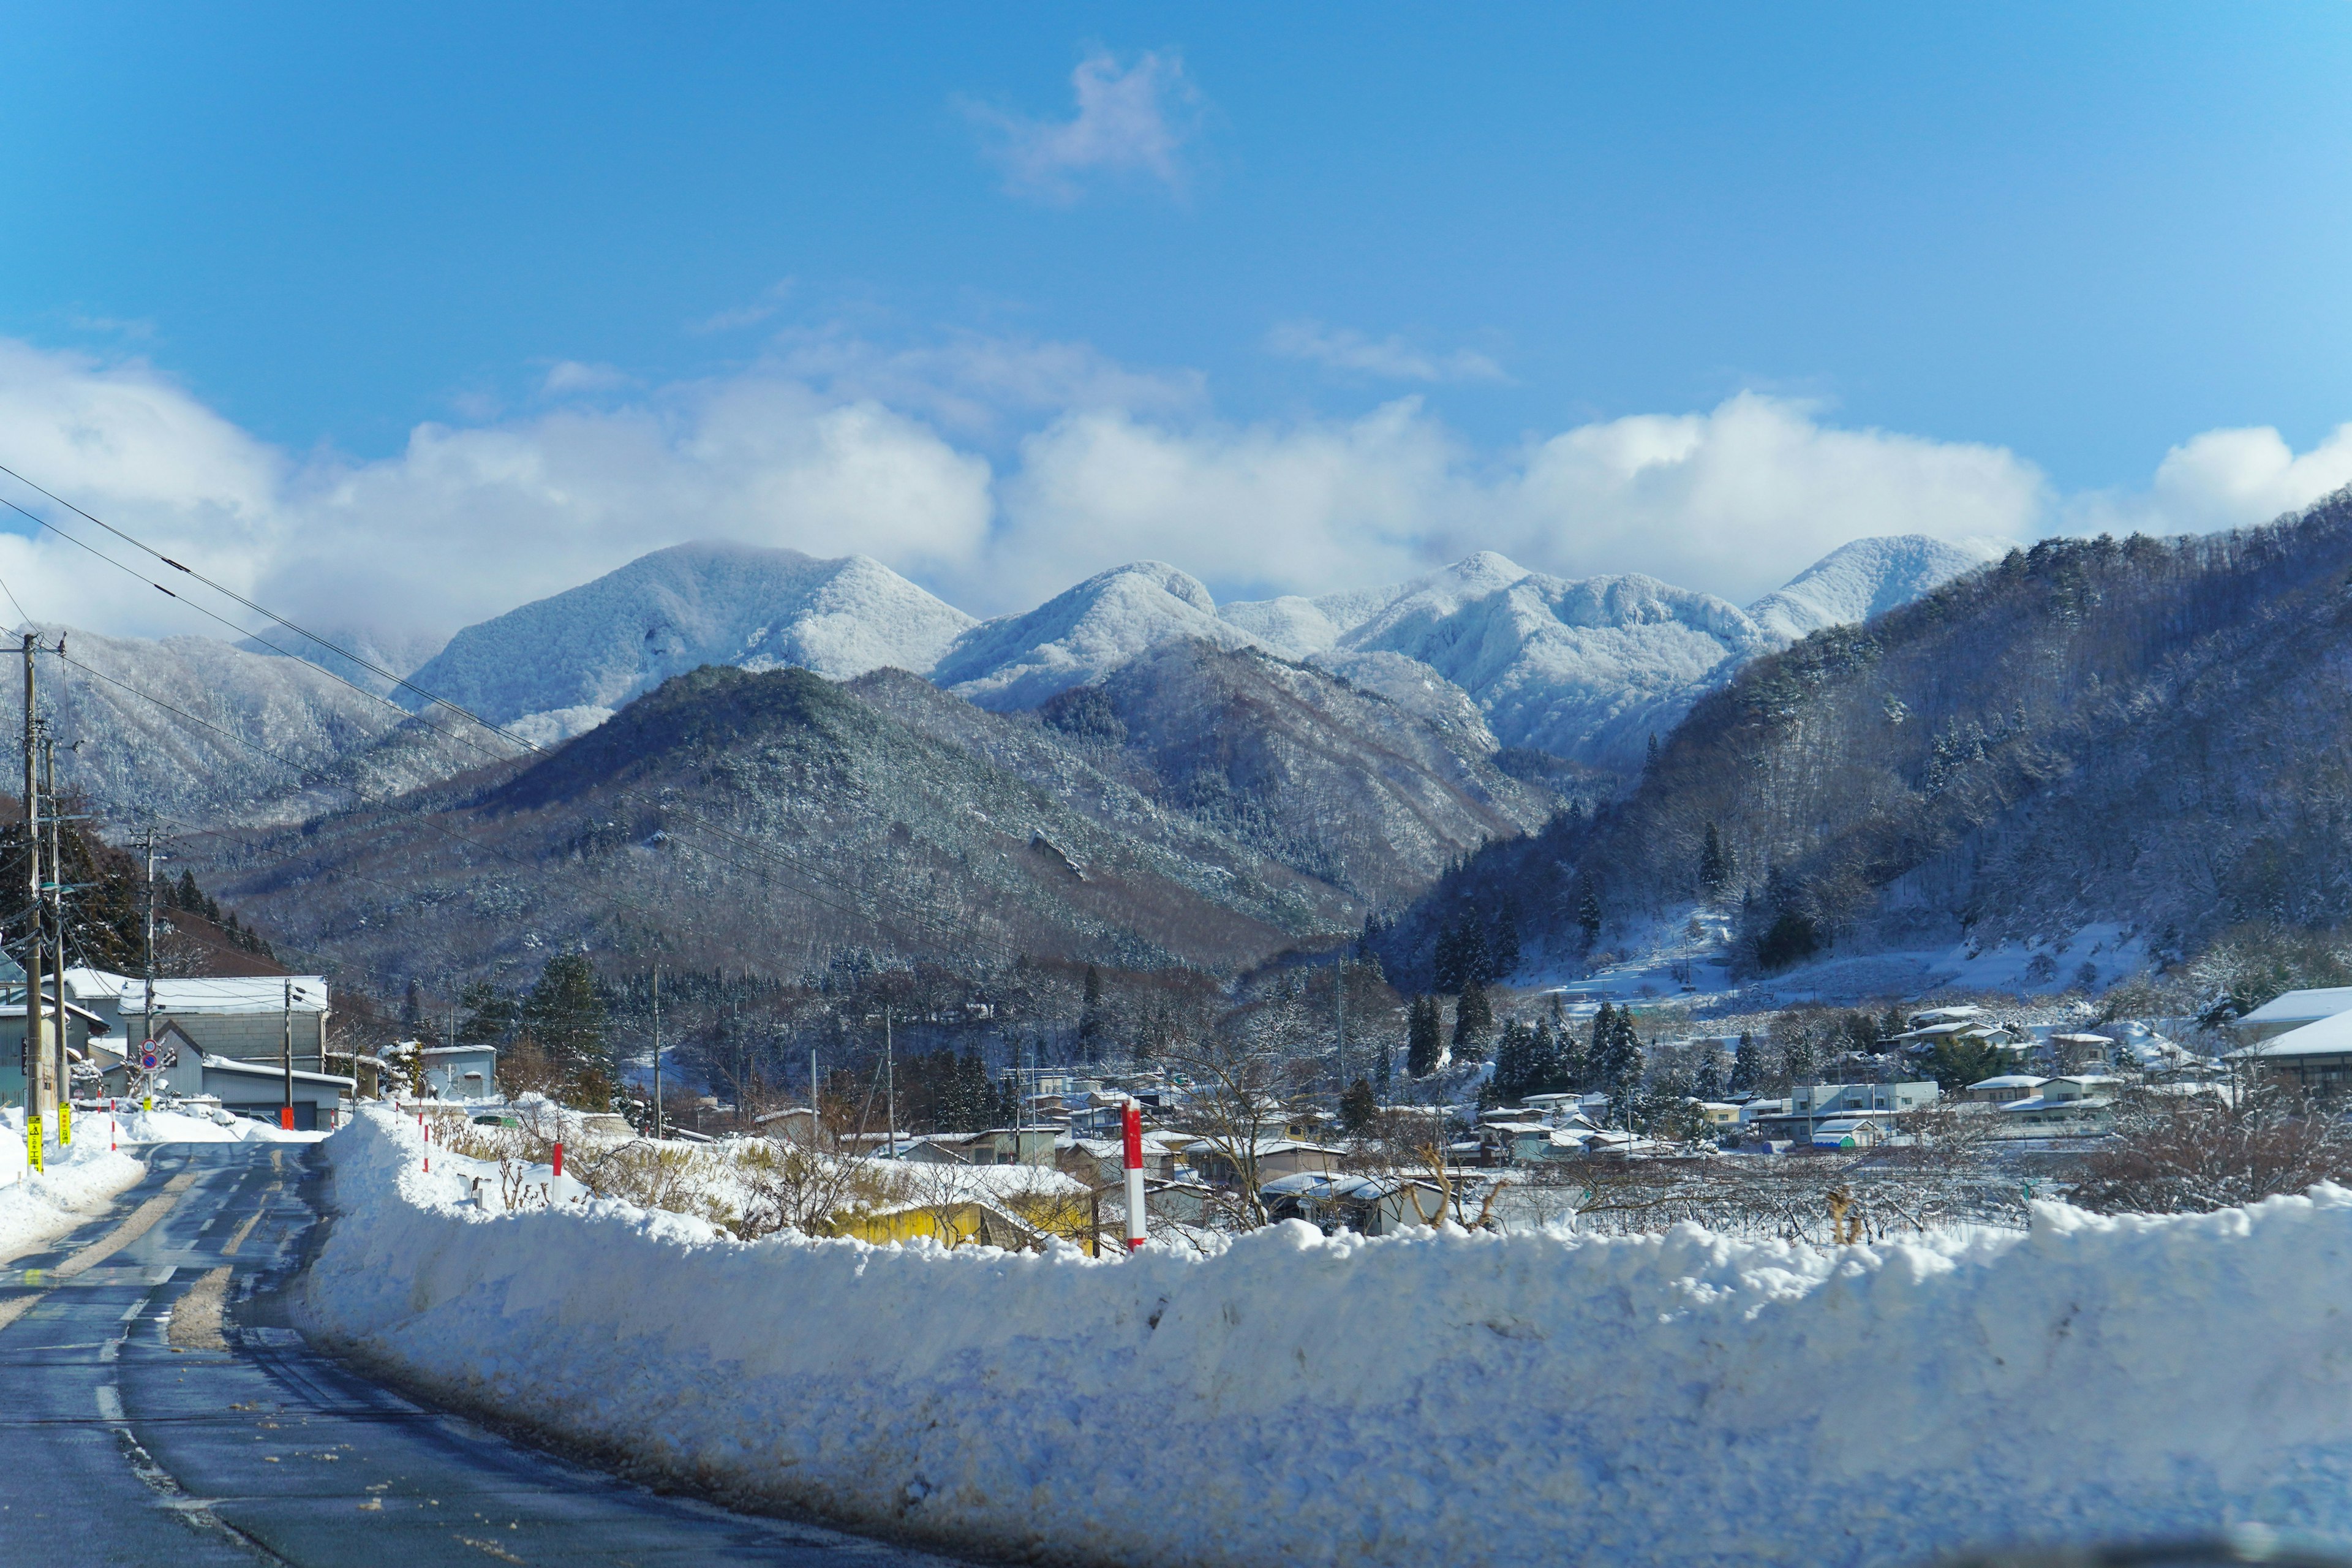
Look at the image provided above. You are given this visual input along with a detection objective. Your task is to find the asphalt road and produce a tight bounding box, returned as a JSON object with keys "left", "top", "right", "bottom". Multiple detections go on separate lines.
{"left": 0, "top": 1139, "right": 962, "bottom": 1567}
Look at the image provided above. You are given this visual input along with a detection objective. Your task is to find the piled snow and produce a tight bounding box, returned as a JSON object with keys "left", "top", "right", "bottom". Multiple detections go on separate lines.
{"left": 301, "top": 1105, "right": 2352, "bottom": 1566}
{"left": 0, "top": 1108, "right": 148, "bottom": 1261}
{"left": 404, "top": 541, "right": 979, "bottom": 725}
{"left": 933, "top": 561, "right": 1259, "bottom": 711}
{"left": 1746, "top": 533, "right": 2007, "bottom": 642}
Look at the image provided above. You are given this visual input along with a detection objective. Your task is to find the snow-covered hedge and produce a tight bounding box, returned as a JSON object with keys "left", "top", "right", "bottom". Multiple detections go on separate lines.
{"left": 300, "top": 1105, "right": 2352, "bottom": 1566}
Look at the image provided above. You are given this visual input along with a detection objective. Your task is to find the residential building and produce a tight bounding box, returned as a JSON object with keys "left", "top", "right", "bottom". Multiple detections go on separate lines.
{"left": 107, "top": 973, "right": 333, "bottom": 1075}
{"left": 1964, "top": 1073, "right": 2048, "bottom": 1105}
{"left": 2234, "top": 988, "right": 2352, "bottom": 1046}
{"left": 1260, "top": 1171, "right": 1447, "bottom": 1235}
{"left": 419, "top": 1044, "right": 498, "bottom": 1100}
{"left": 2226, "top": 1011, "right": 2352, "bottom": 1096}
{"left": 1996, "top": 1074, "right": 2120, "bottom": 1135}
{"left": 1758, "top": 1081, "right": 1941, "bottom": 1140}
{"left": 1812, "top": 1116, "right": 1886, "bottom": 1150}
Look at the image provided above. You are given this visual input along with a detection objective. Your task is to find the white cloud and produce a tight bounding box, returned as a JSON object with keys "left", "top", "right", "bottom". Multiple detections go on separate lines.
{"left": 2068, "top": 422, "right": 2352, "bottom": 536}
{"left": 1490, "top": 393, "right": 2051, "bottom": 602}
{"left": 539, "top": 360, "right": 630, "bottom": 395}
{"left": 963, "top": 51, "right": 1200, "bottom": 205}
{"left": 3, "top": 333, "right": 2350, "bottom": 658}
{"left": 1265, "top": 321, "right": 1506, "bottom": 384}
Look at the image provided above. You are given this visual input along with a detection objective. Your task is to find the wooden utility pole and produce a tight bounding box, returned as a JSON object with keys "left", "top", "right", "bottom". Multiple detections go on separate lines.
{"left": 21, "top": 633, "right": 47, "bottom": 1144}
{"left": 650, "top": 966, "right": 662, "bottom": 1140}
{"left": 282, "top": 976, "right": 295, "bottom": 1126}
{"left": 42, "top": 723, "right": 66, "bottom": 1134}
{"left": 883, "top": 1005, "right": 896, "bottom": 1159}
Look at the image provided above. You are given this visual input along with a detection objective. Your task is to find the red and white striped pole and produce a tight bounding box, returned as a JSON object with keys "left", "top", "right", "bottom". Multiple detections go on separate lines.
{"left": 1123, "top": 1099, "right": 1147, "bottom": 1253}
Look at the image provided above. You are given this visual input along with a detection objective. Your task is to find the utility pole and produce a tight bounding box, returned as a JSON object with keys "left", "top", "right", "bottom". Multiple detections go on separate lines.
{"left": 282, "top": 976, "right": 295, "bottom": 1127}
{"left": 1335, "top": 953, "right": 1349, "bottom": 1088}
{"left": 43, "top": 722, "right": 66, "bottom": 1139}
{"left": 650, "top": 967, "right": 662, "bottom": 1140}
{"left": 883, "top": 1005, "right": 896, "bottom": 1159}
{"left": 140, "top": 825, "right": 158, "bottom": 1107}
{"left": 21, "top": 633, "right": 46, "bottom": 1149}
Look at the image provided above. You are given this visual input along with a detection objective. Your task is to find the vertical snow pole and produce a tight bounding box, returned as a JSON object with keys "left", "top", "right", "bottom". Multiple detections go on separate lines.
{"left": 422, "top": 1119, "right": 430, "bottom": 1175}
{"left": 552, "top": 1138, "right": 565, "bottom": 1202}
{"left": 1123, "top": 1099, "right": 1147, "bottom": 1253}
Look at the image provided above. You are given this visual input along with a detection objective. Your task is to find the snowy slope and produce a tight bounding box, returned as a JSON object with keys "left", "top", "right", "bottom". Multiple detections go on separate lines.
{"left": 39, "top": 623, "right": 411, "bottom": 829}
{"left": 1746, "top": 533, "right": 2006, "bottom": 641}
{"left": 309, "top": 1105, "right": 2352, "bottom": 1568}
{"left": 403, "top": 541, "right": 977, "bottom": 728}
{"left": 1225, "top": 553, "right": 1770, "bottom": 766}
{"left": 932, "top": 560, "right": 1258, "bottom": 712}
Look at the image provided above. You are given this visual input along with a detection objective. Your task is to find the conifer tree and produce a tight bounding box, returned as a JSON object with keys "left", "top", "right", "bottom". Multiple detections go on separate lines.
{"left": 1492, "top": 904, "right": 1521, "bottom": 981}
{"left": 1698, "top": 823, "right": 1731, "bottom": 895}
{"left": 1406, "top": 995, "right": 1443, "bottom": 1077}
{"left": 1453, "top": 981, "right": 1494, "bottom": 1060}
{"left": 401, "top": 979, "right": 423, "bottom": 1035}
{"left": 1339, "top": 1077, "right": 1378, "bottom": 1134}
{"left": 1576, "top": 883, "right": 1604, "bottom": 951}
{"left": 522, "top": 951, "right": 609, "bottom": 1089}
{"left": 1729, "top": 1031, "right": 1760, "bottom": 1092}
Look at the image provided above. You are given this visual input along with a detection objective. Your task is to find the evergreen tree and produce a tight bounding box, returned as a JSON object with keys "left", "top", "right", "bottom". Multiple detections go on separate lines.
{"left": 1453, "top": 981, "right": 1494, "bottom": 1060}
{"left": 1591, "top": 1003, "right": 1644, "bottom": 1107}
{"left": 1694, "top": 1048, "right": 1724, "bottom": 1101}
{"left": 1406, "top": 995, "right": 1444, "bottom": 1077}
{"left": 1698, "top": 823, "right": 1731, "bottom": 895}
{"left": 456, "top": 981, "right": 516, "bottom": 1046}
{"left": 1339, "top": 1077, "right": 1378, "bottom": 1134}
{"left": 176, "top": 869, "right": 202, "bottom": 911}
{"left": 1729, "top": 1031, "right": 1760, "bottom": 1092}
{"left": 1491, "top": 904, "right": 1521, "bottom": 981}
{"left": 1431, "top": 923, "right": 1464, "bottom": 994}
{"left": 522, "top": 951, "right": 609, "bottom": 1087}
{"left": 1491, "top": 1019, "right": 1535, "bottom": 1102}
{"left": 1554, "top": 1014, "right": 1589, "bottom": 1090}
{"left": 1575, "top": 883, "right": 1604, "bottom": 951}
{"left": 1645, "top": 733, "right": 1660, "bottom": 769}
{"left": 399, "top": 979, "right": 423, "bottom": 1036}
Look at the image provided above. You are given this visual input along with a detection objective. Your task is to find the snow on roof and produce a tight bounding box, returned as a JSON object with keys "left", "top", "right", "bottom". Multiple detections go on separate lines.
{"left": 2228, "top": 1007, "right": 2352, "bottom": 1060}
{"left": 122, "top": 976, "right": 328, "bottom": 1013}
{"left": 2049, "top": 1033, "right": 2115, "bottom": 1046}
{"left": 2236, "top": 987, "right": 2352, "bottom": 1027}
{"left": 1968, "top": 1074, "right": 2048, "bottom": 1090}
{"left": 197, "top": 1053, "right": 355, "bottom": 1088}
{"left": 1908, "top": 1006, "right": 1987, "bottom": 1025}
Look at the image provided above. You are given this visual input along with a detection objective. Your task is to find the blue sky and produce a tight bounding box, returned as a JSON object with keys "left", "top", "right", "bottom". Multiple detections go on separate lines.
{"left": 2, "top": 3, "right": 2350, "bottom": 639}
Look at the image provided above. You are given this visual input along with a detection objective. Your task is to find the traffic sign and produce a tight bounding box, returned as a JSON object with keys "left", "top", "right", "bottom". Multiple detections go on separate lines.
{"left": 139, "top": 1039, "right": 159, "bottom": 1071}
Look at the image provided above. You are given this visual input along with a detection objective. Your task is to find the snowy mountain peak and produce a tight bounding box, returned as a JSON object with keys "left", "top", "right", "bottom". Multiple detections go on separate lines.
{"left": 934, "top": 560, "right": 1250, "bottom": 711}
{"left": 1747, "top": 534, "right": 2006, "bottom": 642}
{"left": 402, "top": 540, "right": 976, "bottom": 728}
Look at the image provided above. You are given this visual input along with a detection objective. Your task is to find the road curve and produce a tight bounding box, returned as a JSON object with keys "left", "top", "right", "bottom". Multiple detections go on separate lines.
{"left": 0, "top": 1139, "right": 966, "bottom": 1567}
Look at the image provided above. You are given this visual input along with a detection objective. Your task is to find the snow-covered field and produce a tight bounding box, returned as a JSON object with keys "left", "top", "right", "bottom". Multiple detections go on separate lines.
{"left": 0, "top": 1108, "right": 149, "bottom": 1261}
{"left": 300, "top": 1104, "right": 2352, "bottom": 1566}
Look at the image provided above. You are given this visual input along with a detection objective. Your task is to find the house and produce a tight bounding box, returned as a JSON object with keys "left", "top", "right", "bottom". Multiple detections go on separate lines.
{"left": 1758, "top": 1081, "right": 1940, "bottom": 1139}
{"left": 108, "top": 973, "right": 333, "bottom": 1076}
{"left": 1186, "top": 1139, "right": 1343, "bottom": 1186}
{"left": 1260, "top": 1170, "right": 1447, "bottom": 1235}
{"left": 418, "top": 1043, "right": 497, "bottom": 1100}
{"left": 1964, "top": 1073, "right": 2048, "bottom": 1105}
{"left": 2226, "top": 1010, "right": 2352, "bottom": 1095}
{"left": 1056, "top": 1135, "right": 1178, "bottom": 1186}
{"left": 1812, "top": 1116, "right": 1886, "bottom": 1150}
{"left": 1996, "top": 1075, "right": 2120, "bottom": 1135}
{"left": 753, "top": 1106, "right": 820, "bottom": 1146}
{"left": 2234, "top": 987, "right": 2352, "bottom": 1046}
{"left": 102, "top": 1021, "right": 353, "bottom": 1129}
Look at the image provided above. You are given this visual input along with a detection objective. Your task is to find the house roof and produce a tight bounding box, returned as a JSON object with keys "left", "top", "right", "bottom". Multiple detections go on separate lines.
{"left": 1968, "top": 1074, "right": 2048, "bottom": 1090}
{"left": 195, "top": 1054, "right": 355, "bottom": 1090}
{"left": 2228, "top": 1007, "right": 2352, "bottom": 1060}
{"left": 2237, "top": 987, "right": 2352, "bottom": 1028}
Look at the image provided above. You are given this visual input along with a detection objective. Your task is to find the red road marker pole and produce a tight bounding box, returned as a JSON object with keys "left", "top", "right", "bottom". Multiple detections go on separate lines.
{"left": 1123, "top": 1100, "right": 1147, "bottom": 1253}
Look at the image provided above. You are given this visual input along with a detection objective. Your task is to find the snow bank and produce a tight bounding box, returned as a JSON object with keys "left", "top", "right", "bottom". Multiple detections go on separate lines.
{"left": 301, "top": 1106, "right": 2352, "bottom": 1566}
{"left": 0, "top": 1108, "right": 149, "bottom": 1260}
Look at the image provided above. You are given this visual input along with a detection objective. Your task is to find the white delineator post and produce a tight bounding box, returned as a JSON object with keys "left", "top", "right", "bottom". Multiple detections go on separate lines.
{"left": 1123, "top": 1099, "right": 1147, "bottom": 1253}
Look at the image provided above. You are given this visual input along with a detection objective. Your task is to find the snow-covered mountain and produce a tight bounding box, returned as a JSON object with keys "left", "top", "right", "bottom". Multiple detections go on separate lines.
{"left": 401, "top": 541, "right": 977, "bottom": 736}
{"left": 931, "top": 561, "right": 1258, "bottom": 711}
{"left": 1744, "top": 534, "right": 2005, "bottom": 641}
{"left": 36, "top": 625, "right": 413, "bottom": 829}
{"left": 1223, "top": 552, "right": 1773, "bottom": 766}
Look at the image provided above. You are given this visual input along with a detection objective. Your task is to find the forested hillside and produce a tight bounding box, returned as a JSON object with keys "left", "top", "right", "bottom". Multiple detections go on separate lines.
{"left": 1379, "top": 490, "right": 2352, "bottom": 986}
